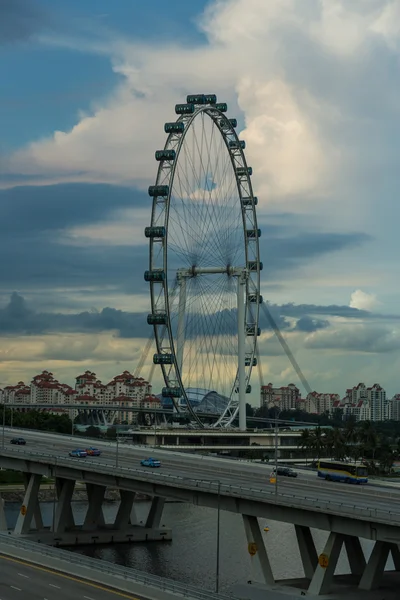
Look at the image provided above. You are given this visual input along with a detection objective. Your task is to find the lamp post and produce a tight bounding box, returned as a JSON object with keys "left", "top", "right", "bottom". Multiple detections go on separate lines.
{"left": 216, "top": 480, "right": 221, "bottom": 593}
{"left": 2, "top": 403, "right": 5, "bottom": 449}
{"left": 116, "top": 431, "right": 119, "bottom": 468}
{"left": 274, "top": 408, "right": 282, "bottom": 496}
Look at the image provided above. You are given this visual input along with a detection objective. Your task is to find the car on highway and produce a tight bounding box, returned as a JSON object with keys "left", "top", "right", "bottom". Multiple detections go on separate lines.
{"left": 140, "top": 457, "right": 161, "bottom": 468}
{"left": 85, "top": 447, "right": 101, "bottom": 456}
{"left": 273, "top": 467, "right": 298, "bottom": 478}
{"left": 10, "top": 437, "right": 26, "bottom": 445}
{"left": 69, "top": 448, "right": 87, "bottom": 458}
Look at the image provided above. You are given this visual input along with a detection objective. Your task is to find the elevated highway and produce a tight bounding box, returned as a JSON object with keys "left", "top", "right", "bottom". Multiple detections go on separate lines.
{"left": 1, "top": 428, "right": 400, "bottom": 598}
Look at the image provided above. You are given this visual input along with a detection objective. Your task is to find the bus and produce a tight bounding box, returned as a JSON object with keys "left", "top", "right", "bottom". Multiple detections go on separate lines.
{"left": 317, "top": 460, "right": 368, "bottom": 484}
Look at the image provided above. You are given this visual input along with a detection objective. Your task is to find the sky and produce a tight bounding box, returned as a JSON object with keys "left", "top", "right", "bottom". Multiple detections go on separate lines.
{"left": 1, "top": 0, "right": 400, "bottom": 401}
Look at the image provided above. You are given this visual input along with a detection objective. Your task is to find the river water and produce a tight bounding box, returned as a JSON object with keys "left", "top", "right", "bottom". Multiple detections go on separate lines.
{"left": 4, "top": 500, "right": 384, "bottom": 594}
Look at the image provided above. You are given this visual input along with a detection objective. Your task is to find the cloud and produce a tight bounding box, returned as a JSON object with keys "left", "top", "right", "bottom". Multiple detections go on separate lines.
{"left": 294, "top": 315, "right": 330, "bottom": 332}
{"left": 0, "top": 0, "right": 48, "bottom": 45}
{"left": 0, "top": 292, "right": 149, "bottom": 339}
{"left": 305, "top": 323, "right": 400, "bottom": 354}
{"left": 350, "top": 289, "right": 381, "bottom": 311}
{"left": 2, "top": 0, "right": 379, "bottom": 198}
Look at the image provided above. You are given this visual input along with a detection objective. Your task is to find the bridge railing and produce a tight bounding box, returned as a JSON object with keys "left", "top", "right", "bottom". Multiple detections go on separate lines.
{"left": 0, "top": 533, "right": 234, "bottom": 599}
{"left": 2, "top": 447, "right": 400, "bottom": 526}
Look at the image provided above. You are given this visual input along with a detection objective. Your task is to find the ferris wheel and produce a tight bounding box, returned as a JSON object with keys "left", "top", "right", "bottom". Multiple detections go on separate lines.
{"left": 144, "top": 94, "right": 262, "bottom": 429}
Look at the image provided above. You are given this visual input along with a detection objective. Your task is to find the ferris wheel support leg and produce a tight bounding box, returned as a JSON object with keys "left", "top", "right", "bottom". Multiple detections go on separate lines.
{"left": 176, "top": 275, "right": 187, "bottom": 414}
{"left": 238, "top": 274, "right": 247, "bottom": 431}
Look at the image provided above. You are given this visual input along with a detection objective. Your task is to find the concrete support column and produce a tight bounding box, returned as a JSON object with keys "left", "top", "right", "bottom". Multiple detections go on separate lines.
{"left": 114, "top": 490, "right": 136, "bottom": 530}
{"left": 308, "top": 532, "right": 343, "bottom": 596}
{"left": 53, "top": 478, "right": 76, "bottom": 533}
{"left": 295, "top": 525, "right": 318, "bottom": 579}
{"left": 242, "top": 515, "right": 274, "bottom": 586}
{"left": 0, "top": 496, "right": 7, "bottom": 531}
{"left": 390, "top": 543, "right": 400, "bottom": 570}
{"left": 14, "top": 474, "right": 42, "bottom": 535}
{"left": 83, "top": 483, "right": 106, "bottom": 531}
{"left": 359, "top": 541, "right": 390, "bottom": 591}
{"left": 22, "top": 473, "right": 43, "bottom": 530}
{"left": 343, "top": 535, "right": 366, "bottom": 577}
{"left": 146, "top": 496, "right": 165, "bottom": 528}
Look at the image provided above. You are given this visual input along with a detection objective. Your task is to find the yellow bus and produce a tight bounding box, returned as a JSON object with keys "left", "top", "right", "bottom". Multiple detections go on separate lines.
{"left": 317, "top": 460, "right": 368, "bottom": 484}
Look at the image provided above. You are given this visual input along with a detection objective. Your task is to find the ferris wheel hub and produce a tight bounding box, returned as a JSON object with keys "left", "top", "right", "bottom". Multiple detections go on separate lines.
{"left": 177, "top": 266, "right": 248, "bottom": 278}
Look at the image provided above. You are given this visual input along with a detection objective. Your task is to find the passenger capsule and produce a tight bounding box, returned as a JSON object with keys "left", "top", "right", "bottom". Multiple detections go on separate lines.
{"left": 241, "top": 196, "right": 258, "bottom": 206}
{"left": 204, "top": 94, "right": 217, "bottom": 104}
{"left": 236, "top": 166, "right": 253, "bottom": 177}
{"left": 144, "top": 226, "right": 166, "bottom": 238}
{"left": 147, "top": 313, "right": 167, "bottom": 325}
{"left": 234, "top": 384, "right": 252, "bottom": 394}
{"left": 186, "top": 94, "right": 206, "bottom": 105}
{"left": 165, "top": 122, "right": 185, "bottom": 134}
{"left": 246, "top": 325, "right": 261, "bottom": 337}
{"left": 153, "top": 353, "right": 174, "bottom": 365}
{"left": 248, "top": 294, "right": 263, "bottom": 304}
{"left": 155, "top": 149, "right": 176, "bottom": 161}
{"left": 246, "top": 229, "right": 262, "bottom": 239}
{"left": 175, "top": 103, "right": 195, "bottom": 115}
{"left": 229, "top": 140, "right": 246, "bottom": 150}
{"left": 229, "top": 118, "right": 237, "bottom": 128}
{"left": 162, "top": 387, "right": 182, "bottom": 398}
{"left": 148, "top": 185, "right": 169, "bottom": 197}
{"left": 245, "top": 357, "right": 258, "bottom": 367}
{"left": 144, "top": 270, "right": 165, "bottom": 282}
{"left": 248, "top": 261, "right": 263, "bottom": 271}
{"left": 215, "top": 103, "right": 228, "bottom": 113}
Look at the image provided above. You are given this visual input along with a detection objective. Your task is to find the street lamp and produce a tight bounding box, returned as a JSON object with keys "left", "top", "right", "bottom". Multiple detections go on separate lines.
{"left": 2, "top": 403, "right": 5, "bottom": 449}
{"left": 216, "top": 480, "right": 221, "bottom": 593}
{"left": 274, "top": 408, "right": 282, "bottom": 496}
{"left": 116, "top": 431, "right": 119, "bottom": 468}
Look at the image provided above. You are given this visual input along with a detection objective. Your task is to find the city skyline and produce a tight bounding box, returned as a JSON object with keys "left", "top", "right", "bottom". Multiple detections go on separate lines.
{"left": 2, "top": 1, "right": 400, "bottom": 400}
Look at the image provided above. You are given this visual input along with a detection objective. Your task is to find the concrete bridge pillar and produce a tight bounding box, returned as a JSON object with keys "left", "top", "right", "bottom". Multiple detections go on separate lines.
{"left": 14, "top": 473, "right": 43, "bottom": 535}
{"left": 343, "top": 534, "right": 366, "bottom": 577}
{"left": 308, "top": 532, "right": 343, "bottom": 596}
{"left": 113, "top": 490, "right": 136, "bottom": 530}
{"left": 359, "top": 540, "right": 394, "bottom": 590}
{"left": 83, "top": 483, "right": 106, "bottom": 531}
{"left": 53, "top": 478, "right": 76, "bottom": 533}
{"left": 295, "top": 525, "right": 318, "bottom": 579}
{"left": 146, "top": 496, "right": 165, "bottom": 528}
{"left": 242, "top": 515, "right": 274, "bottom": 586}
{"left": 22, "top": 473, "right": 43, "bottom": 530}
{"left": 0, "top": 496, "right": 7, "bottom": 531}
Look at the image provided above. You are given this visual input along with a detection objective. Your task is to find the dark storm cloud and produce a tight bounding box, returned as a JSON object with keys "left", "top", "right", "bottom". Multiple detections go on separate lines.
{"left": 0, "top": 0, "right": 47, "bottom": 44}
{"left": 260, "top": 230, "right": 371, "bottom": 275}
{"left": 0, "top": 183, "right": 149, "bottom": 294}
{"left": 294, "top": 315, "right": 330, "bottom": 332}
{"left": 0, "top": 292, "right": 149, "bottom": 338}
{"left": 0, "top": 292, "right": 374, "bottom": 338}
{"left": 0, "top": 183, "right": 371, "bottom": 296}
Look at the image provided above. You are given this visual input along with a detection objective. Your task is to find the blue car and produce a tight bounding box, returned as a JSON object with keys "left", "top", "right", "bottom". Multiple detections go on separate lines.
{"left": 141, "top": 457, "right": 161, "bottom": 468}
{"left": 69, "top": 449, "right": 87, "bottom": 458}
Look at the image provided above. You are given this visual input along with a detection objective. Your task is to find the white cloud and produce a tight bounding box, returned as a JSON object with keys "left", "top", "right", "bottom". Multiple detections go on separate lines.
{"left": 9, "top": 0, "right": 386, "bottom": 200}
{"left": 350, "top": 289, "right": 381, "bottom": 311}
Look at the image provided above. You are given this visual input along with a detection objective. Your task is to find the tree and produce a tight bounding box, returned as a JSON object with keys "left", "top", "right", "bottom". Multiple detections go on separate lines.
{"left": 309, "top": 426, "right": 327, "bottom": 460}
{"left": 246, "top": 403, "right": 255, "bottom": 417}
{"left": 324, "top": 428, "right": 345, "bottom": 460}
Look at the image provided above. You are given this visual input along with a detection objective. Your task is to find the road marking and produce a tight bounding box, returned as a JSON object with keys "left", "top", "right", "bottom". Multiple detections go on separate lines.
{"left": 84, "top": 596, "right": 96, "bottom": 600}
{"left": 17, "top": 573, "right": 29, "bottom": 578}
{"left": 0, "top": 556, "right": 140, "bottom": 599}
{"left": 49, "top": 583, "right": 60, "bottom": 588}
{"left": 10, "top": 586, "right": 21, "bottom": 591}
